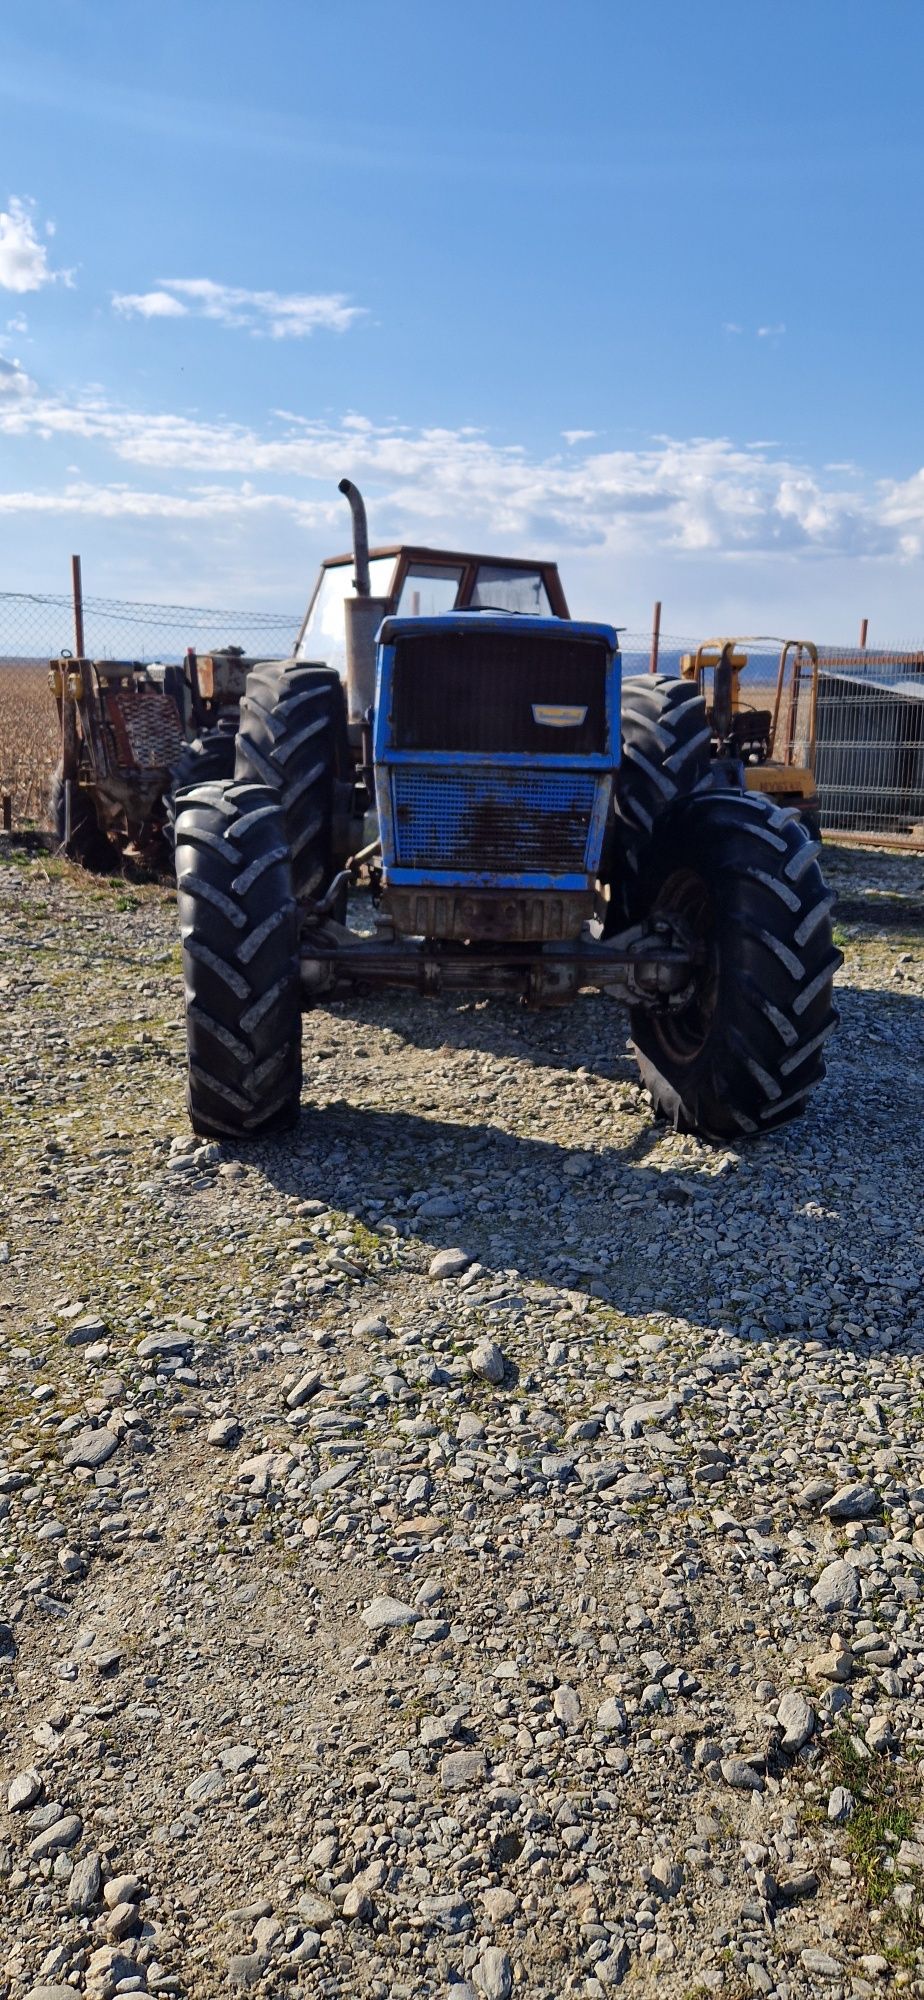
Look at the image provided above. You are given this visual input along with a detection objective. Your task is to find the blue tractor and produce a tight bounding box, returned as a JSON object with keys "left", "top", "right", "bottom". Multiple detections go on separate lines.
{"left": 174, "top": 483, "right": 840, "bottom": 1144}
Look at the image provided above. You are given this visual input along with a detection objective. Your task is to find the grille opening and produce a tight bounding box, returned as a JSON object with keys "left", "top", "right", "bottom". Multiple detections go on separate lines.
{"left": 391, "top": 630, "right": 609, "bottom": 753}
{"left": 391, "top": 768, "right": 597, "bottom": 874}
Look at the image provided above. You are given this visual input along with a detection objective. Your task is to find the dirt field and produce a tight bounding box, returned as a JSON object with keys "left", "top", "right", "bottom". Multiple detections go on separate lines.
{"left": 0, "top": 664, "right": 58, "bottom": 829}
{"left": 1, "top": 839, "right": 924, "bottom": 1999}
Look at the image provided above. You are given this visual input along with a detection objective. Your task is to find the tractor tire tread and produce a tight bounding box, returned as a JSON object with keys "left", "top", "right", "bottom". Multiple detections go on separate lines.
{"left": 175, "top": 779, "right": 302, "bottom": 1139}
{"left": 629, "top": 789, "right": 841, "bottom": 1142}
{"left": 233, "top": 659, "right": 344, "bottom": 900}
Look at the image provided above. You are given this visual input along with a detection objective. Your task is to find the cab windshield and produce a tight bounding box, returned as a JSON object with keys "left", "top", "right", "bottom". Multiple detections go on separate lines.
{"left": 469, "top": 564, "right": 552, "bottom": 614}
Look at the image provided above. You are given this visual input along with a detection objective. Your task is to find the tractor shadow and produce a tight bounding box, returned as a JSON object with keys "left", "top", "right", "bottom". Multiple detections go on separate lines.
{"left": 251, "top": 971, "right": 924, "bottom": 1347}
{"left": 325, "top": 983, "right": 642, "bottom": 1088}
{"left": 258, "top": 1094, "right": 708, "bottom": 1323}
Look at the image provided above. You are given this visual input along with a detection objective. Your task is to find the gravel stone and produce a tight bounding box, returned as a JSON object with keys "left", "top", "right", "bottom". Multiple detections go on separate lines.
{"left": 226, "top": 1953, "right": 266, "bottom": 1989}
{"left": 136, "top": 1332, "right": 194, "bottom": 1360}
{"left": 553, "top": 1684, "right": 582, "bottom": 1728}
{"left": 776, "top": 1689, "right": 816, "bottom": 1751}
{"left": 27, "top": 1812, "right": 82, "bottom": 1858}
{"left": 207, "top": 1417, "right": 239, "bottom": 1448}
{"left": 596, "top": 1697, "right": 627, "bottom": 1733}
{"left": 440, "top": 1749, "right": 488, "bottom": 1789}
{"left": 474, "top": 1947, "right": 513, "bottom": 2000}
{"left": 60, "top": 1426, "right": 119, "bottom": 1471}
{"left": 66, "top": 1848, "right": 102, "bottom": 1911}
{"left": 811, "top": 1559, "right": 861, "bottom": 1613}
{"left": 8, "top": 1766, "right": 43, "bottom": 1811}
{"left": 721, "top": 1758, "right": 763, "bottom": 1791}
{"left": 823, "top": 1481, "right": 881, "bottom": 1521}
{"left": 360, "top": 1594, "right": 419, "bottom": 1630}
{"left": 469, "top": 1337, "right": 505, "bottom": 1384}
{"left": 428, "top": 1248, "right": 472, "bottom": 1279}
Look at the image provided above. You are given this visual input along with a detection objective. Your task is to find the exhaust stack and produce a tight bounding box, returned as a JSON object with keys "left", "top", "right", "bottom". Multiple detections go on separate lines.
{"left": 339, "top": 478, "right": 387, "bottom": 726}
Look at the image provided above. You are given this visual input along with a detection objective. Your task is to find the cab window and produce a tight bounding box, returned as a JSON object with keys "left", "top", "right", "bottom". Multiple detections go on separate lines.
{"left": 296, "top": 555, "right": 396, "bottom": 671}
{"left": 396, "top": 563, "right": 465, "bottom": 617}
{"left": 469, "top": 564, "right": 552, "bottom": 615}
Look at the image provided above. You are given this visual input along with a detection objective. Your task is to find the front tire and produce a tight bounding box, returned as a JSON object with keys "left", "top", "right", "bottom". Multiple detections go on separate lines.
{"left": 174, "top": 779, "right": 302, "bottom": 1139}
{"left": 629, "top": 791, "right": 841, "bottom": 1141}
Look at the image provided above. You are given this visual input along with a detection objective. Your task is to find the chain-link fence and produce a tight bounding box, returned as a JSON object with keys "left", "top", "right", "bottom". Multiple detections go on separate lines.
{"left": 2, "top": 590, "right": 923, "bottom": 844}
{"left": 0, "top": 589, "right": 300, "bottom": 828}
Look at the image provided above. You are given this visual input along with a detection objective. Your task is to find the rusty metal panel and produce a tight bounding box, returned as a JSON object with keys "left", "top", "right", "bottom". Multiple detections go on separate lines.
{"left": 103, "top": 688, "right": 184, "bottom": 772}
{"left": 383, "top": 884, "right": 591, "bottom": 941}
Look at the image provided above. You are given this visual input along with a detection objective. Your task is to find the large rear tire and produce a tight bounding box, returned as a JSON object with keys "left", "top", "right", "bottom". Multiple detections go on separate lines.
{"left": 629, "top": 791, "right": 841, "bottom": 1141}
{"left": 233, "top": 661, "right": 348, "bottom": 902}
{"left": 605, "top": 676, "right": 714, "bottom": 928}
{"left": 49, "top": 762, "right": 117, "bottom": 871}
{"left": 174, "top": 779, "right": 302, "bottom": 1139}
{"left": 166, "top": 725, "right": 237, "bottom": 844}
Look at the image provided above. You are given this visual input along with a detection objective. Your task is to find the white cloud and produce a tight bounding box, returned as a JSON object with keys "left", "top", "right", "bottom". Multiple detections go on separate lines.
{"left": 112, "top": 289, "right": 189, "bottom": 319}
{"left": 0, "top": 197, "right": 69, "bottom": 293}
{"left": 757, "top": 323, "right": 786, "bottom": 339}
{"left": 562, "top": 428, "right": 597, "bottom": 446}
{"left": 0, "top": 381, "right": 922, "bottom": 565}
{"left": 0, "top": 355, "right": 35, "bottom": 397}
{"left": 723, "top": 322, "right": 743, "bottom": 335}
{"left": 0, "top": 479, "right": 330, "bottom": 525}
{"left": 112, "top": 276, "right": 364, "bottom": 338}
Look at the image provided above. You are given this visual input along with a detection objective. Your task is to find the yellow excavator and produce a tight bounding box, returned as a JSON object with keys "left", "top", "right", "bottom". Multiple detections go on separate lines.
{"left": 680, "top": 637, "right": 821, "bottom": 837}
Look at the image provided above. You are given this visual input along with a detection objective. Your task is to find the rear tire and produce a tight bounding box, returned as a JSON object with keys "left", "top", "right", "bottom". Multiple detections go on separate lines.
{"left": 174, "top": 779, "right": 302, "bottom": 1139}
{"left": 629, "top": 791, "right": 841, "bottom": 1142}
{"left": 605, "top": 676, "right": 714, "bottom": 928}
{"left": 166, "top": 725, "right": 237, "bottom": 843}
{"left": 233, "top": 661, "right": 348, "bottom": 901}
{"left": 49, "top": 762, "right": 117, "bottom": 871}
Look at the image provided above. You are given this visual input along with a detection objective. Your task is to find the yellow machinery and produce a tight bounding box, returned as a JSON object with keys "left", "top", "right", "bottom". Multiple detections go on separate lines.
{"left": 680, "top": 637, "right": 821, "bottom": 835}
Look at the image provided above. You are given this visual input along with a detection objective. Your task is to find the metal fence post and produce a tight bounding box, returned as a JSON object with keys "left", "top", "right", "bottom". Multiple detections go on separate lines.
{"left": 859, "top": 617, "right": 868, "bottom": 650}
{"left": 71, "top": 555, "right": 85, "bottom": 658}
{"left": 649, "top": 601, "right": 662, "bottom": 675}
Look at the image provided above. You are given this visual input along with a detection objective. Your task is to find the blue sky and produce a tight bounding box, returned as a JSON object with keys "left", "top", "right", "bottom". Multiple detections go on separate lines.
{"left": 1, "top": 0, "right": 923, "bottom": 638}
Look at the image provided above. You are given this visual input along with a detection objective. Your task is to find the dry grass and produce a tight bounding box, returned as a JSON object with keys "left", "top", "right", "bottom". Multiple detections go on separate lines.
{"left": 0, "top": 662, "right": 59, "bottom": 827}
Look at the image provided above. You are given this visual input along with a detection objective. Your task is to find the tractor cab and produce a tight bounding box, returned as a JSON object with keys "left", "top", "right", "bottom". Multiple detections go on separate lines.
{"left": 295, "top": 539, "right": 569, "bottom": 697}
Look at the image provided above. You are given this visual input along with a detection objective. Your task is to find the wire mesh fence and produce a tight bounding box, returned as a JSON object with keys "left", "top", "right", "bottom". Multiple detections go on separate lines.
{"left": 1, "top": 589, "right": 923, "bottom": 844}
{"left": 814, "top": 649, "right": 924, "bottom": 841}
{"left": 631, "top": 633, "right": 924, "bottom": 845}
{"left": 0, "top": 589, "right": 301, "bottom": 829}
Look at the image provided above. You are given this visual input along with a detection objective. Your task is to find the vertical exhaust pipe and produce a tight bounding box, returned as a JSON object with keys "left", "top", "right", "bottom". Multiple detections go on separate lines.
{"left": 339, "top": 478, "right": 371, "bottom": 598}
{"left": 338, "top": 478, "right": 389, "bottom": 730}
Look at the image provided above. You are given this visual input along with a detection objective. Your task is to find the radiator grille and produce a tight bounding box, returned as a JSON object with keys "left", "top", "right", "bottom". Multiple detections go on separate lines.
{"left": 103, "top": 688, "right": 184, "bottom": 771}
{"left": 391, "top": 768, "right": 597, "bottom": 874}
{"left": 391, "top": 631, "right": 608, "bottom": 752}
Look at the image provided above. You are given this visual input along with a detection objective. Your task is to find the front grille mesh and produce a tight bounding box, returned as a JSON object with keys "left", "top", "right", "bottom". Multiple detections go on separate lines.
{"left": 391, "top": 768, "right": 597, "bottom": 873}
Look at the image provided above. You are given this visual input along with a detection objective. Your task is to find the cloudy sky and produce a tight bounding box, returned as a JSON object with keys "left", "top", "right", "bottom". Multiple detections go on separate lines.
{"left": 1, "top": 0, "right": 923, "bottom": 638}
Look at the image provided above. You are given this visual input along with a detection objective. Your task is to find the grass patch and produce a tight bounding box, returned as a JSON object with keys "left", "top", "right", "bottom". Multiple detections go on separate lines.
{"left": 829, "top": 1729, "right": 921, "bottom": 1954}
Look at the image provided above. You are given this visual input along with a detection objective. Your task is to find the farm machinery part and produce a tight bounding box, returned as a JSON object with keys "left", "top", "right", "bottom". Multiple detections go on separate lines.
{"left": 680, "top": 637, "right": 822, "bottom": 835}
{"left": 174, "top": 483, "right": 841, "bottom": 1146}
{"left": 48, "top": 644, "right": 259, "bottom": 866}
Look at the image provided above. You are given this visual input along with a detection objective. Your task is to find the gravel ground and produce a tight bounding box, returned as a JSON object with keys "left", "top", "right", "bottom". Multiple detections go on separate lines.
{"left": 1, "top": 837, "right": 923, "bottom": 2000}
